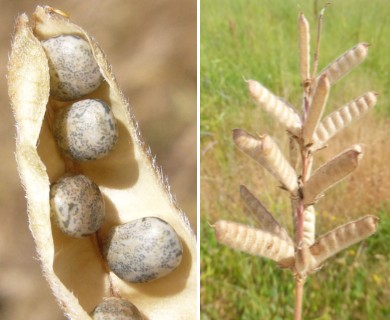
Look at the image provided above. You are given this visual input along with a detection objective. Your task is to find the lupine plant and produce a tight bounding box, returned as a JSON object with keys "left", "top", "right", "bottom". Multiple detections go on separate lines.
{"left": 213, "top": 8, "right": 379, "bottom": 320}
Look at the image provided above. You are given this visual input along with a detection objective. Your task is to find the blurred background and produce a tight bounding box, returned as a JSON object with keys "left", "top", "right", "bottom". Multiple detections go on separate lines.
{"left": 0, "top": 1, "right": 196, "bottom": 319}
{"left": 201, "top": 0, "right": 390, "bottom": 319}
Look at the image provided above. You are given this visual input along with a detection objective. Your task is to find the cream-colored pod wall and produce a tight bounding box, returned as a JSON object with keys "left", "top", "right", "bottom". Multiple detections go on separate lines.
{"left": 8, "top": 6, "right": 196, "bottom": 320}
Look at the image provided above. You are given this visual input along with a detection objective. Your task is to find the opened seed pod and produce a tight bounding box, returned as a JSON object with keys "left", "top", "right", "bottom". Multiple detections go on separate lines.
{"left": 7, "top": 6, "right": 196, "bottom": 320}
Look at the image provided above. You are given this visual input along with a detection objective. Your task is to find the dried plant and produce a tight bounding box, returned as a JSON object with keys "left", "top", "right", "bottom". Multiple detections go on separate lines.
{"left": 213, "top": 8, "right": 379, "bottom": 319}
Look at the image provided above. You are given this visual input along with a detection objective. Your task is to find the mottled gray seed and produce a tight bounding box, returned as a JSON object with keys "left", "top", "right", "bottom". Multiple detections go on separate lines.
{"left": 103, "top": 217, "right": 183, "bottom": 283}
{"left": 54, "top": 99, "right": 118, "bottom": 161}
{"left": 91, "top": 297, "right": 143, "bottom": 320}
{"left": 42, "top": 35, "right": 104, "bottom": 101}
{"left": 50, "top": 174, "right": 105, "bottom": 237}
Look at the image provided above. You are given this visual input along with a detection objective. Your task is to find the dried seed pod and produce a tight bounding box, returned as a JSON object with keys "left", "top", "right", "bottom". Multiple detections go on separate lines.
{"left": 247, "top": 80, "right": 302, "bottom": 134}
{"left": 42, "top": 34, "right": 104, "bottom": 101}
{"left": 298, "top": 13, "right": 310, "bottom": 85}
{"left": 302, "top": 74, "right": 330, "bottom": 144}
{"left": 214, "top": 220, "right": 295, "bottom": 263}
{"left": 91, "top": 297, "right": 143, "bottom": 320}
{"left": 54, "top": 99, "right": 118, "bottom": 161}
{"left": 103, "top": 217, "right": 183, "bottom": 283}
{"left": 318, "top": 43, "right": 369, "bottom": 85}
{"left": 309, "top": 215, "right": 378, "bottom": 270}
{"left": 8, "top": 6, "right": 196, "bottom": 319}
{"left": 288, "top": 135, "right": 300, "bottom": 171}
{"left": 313, "top": 92, "right": 377, "bottom": 147}
{"left": 293, "top": 203, "right": 316, "bottom": 247}
{"left": 302, "top": 145, "right": 363, "bottom": 205}
{"left": 240, "top": 185, "right": 292, "bottom": 243}
{"left": 50, "top": 174, "right": 105, "bottom": 237}
{"left": 233, "top": 129, "right": 298, "bottom": 194}
{"left": 302, "top": 206, "right": 315, "bottom": 246}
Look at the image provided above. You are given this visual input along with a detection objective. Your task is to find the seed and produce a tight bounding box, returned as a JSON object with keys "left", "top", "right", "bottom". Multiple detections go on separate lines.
{"left": 54, "top": 99, "right": 118, "bottom": 161}
{"left": 50, "top": 174, "right": 105, "bottom": 237}
{"left": 91, "top": 297, "right": 143, "bottom": 320}
{"left": 41, "top": 35, "right": 104, "bottom": 101}
{"left": 103, "top": 217, "right": 183, "bottom": 283}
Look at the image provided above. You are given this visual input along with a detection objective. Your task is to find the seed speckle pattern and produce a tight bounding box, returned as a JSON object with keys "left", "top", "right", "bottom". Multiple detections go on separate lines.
{"left": 104, "top": 217, "right": 183, "bottom": 283}
{"left": 91, "top": 297, "right": 143, "bottom": 320}
{"left": 42, "top": 35, "right": 104, "bottom": 101}
{"left": 50, "top": 175, "right": 105, "bottom": 237}
{"left": 54, "top": 99, "right": 118, "bottom": 161}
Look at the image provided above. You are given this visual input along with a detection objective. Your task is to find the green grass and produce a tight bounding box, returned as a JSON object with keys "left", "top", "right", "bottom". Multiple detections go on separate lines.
{"left": 201, "top": 0, "right": 390, "bottom": 318}
{"left": 201, "top": 0, "right": 390, "bottom": 137}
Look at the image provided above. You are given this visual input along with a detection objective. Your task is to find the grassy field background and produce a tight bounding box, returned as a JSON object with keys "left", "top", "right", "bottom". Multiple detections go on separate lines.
{"left": 200, "top": 0, "right": 390, "bottom": 319}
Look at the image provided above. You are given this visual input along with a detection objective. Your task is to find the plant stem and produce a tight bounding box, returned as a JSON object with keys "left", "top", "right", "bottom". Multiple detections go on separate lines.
{"left": 294, "top": 60, "right": 313, "bottom": 320}
{"left": 293, "top": 7, "right": 327, "bottom": 317}
{"left": 294, "top": 188, "right": 306, "bottom": 320}
{"left": 294, "top": 277, "right": 306, "bottom": 320}
{"left": 294, "top": 186, "right": 308, "bottom": 320}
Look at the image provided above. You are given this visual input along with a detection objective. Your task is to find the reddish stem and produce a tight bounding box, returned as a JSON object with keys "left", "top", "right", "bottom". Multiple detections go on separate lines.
{"left": 294, "top": 278, "right": 305, "bottom": 320}
{"left": 294, "top": 153, "right": 308, "bottom": 320}
{"left": 294, "top": 55, "right": 313, "bottom": 320}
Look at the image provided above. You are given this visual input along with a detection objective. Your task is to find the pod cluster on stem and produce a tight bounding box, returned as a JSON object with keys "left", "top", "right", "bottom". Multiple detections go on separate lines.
{"left": 213, "top": 9, "right": 379, "bottom": 319}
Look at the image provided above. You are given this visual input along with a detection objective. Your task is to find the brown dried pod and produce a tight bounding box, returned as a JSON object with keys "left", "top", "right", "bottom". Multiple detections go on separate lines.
{"left": 302, "top": 74, "right": 330, "bottom": 145}
{"left": 233, "top": 129, "right": 298, "bottom": 194}
{"left": 8, "top": 6, "right": 196, "bottom": 320}
{"left": 247, "top": 80, "right": 302, "bottom": 134}
{"left": 309, "top": 215, "right": 378, "bottom": 270}
{"left": 301, "top": 206, "right": 315, "bottom": 246}
{"left": 302, "top": 145, "right": 363, "bottom": 205}
{"left": 298, "top": 13, "right": 310, "bottom": 85}
{"left": 214, "top": 220, "right": 295, "bottom": 263}
{"left": 317, "top": 43, "right": 369, "bottom": 85}
{"left": 313, "top": 92, "right": 378, "bottom": 148}
{"left": 240, "top": 185, "right": 292, "bottom": 243}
